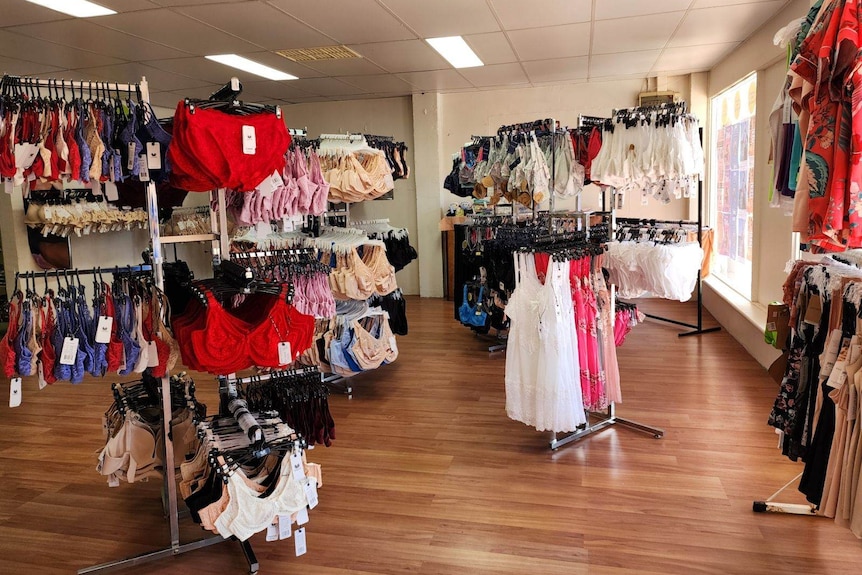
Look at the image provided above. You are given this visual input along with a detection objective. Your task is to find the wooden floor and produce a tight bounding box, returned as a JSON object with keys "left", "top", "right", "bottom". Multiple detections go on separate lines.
{"left": 1, "top": 297, "right": 861, "bottom": 575}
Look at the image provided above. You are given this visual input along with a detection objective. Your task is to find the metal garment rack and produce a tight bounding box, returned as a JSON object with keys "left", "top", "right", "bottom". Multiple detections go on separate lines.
{"left": 36, "top": 76, "right": 261, "bottom": 575}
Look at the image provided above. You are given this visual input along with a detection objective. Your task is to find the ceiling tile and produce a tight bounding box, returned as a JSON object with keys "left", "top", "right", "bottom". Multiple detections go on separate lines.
{"left": 652, "top": 42, "right": 739, "bottom": 73}
{"left": 74, "top": 62, "right": 212, "bottom": 92}
{"left": 0, "top": 30, "right": 123, "bottom": 69}
{"left": 0, "top": 0, "right": 158, "bottom": 27}
{"left": 593, "top": 12, "right": 686, "bottom": 54}
{"left": 299, "top": 58, "right": 387, "bottom": 77}
{"left": 508, "top": 23, "right": 591, "bottom": 61}
{"left": 590, "top": 50, "right": 662, "bottom": 78}
{"left": 9, "top": 20, "right": 189, "bottom": 62}
{"left": 268, "top": 0, "right": 415, "bottom": 44}
{"left": 523, "top": 57, "right": 588, "bottom": 83}
{"left": 0, "top": 56, "right": 64, "bottom": 76}
{"left": 595, "top": 0, "right": 692, "bottom": 20}
{"left": 463, "top": 33, "right": 518, "bottom": 65}
{"left": 91, "top": 8, "right": 261, "bottom": 55}
{"left": 459, "top": 63, "right": 529, "bottom": 88}
{"left": 177, "top": 3, "right": 332, "bottom": 51}
{"left": 348, "top": 40, "right": 447, "bottom": 73}
{"left": 332, "top": 74, "right": 414, "bottom": 93}
{"left": 286, "top": 77, "right": 369, "bottom": 97}
{"left": 396, "top": 70, "right": 472, "bottom": 91}
{"left": 490, "top": 0, "right": 591, "bottom": 29}
{"left": 692, "top": 0, "right": 781, "bottom": 7}
{"left": 148, "top": 91, "right": 185, "bottom": 108}
{"left": 669, "top": 1, "right": 787, "bottom": 47}
{"left": 379, "top": 0, "right": 500, "bottom": 37}
{"left": 237, "top": 80, "right": 316, "bottom": 101}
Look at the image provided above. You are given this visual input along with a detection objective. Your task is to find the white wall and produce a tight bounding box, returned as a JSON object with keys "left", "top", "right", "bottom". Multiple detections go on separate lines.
{"left": 283, "top": 96, "right": 420, "bottom": 296}
{"left": 703, "top": 0, "right": 808, "bottom": 367}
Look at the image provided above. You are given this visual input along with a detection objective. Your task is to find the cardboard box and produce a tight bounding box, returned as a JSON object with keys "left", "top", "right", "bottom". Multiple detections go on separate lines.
{"left": 764, "top": 302, "right": 791, "bottom": 350}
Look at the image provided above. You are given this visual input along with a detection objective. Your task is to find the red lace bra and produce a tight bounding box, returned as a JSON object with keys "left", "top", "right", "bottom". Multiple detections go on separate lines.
{"left": 173, "top": 284, "right": 314, "bottom": 374}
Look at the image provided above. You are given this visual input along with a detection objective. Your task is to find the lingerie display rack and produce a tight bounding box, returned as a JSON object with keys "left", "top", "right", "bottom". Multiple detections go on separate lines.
{"left": 2, "top": 74, "right": 269, "bottom": 575}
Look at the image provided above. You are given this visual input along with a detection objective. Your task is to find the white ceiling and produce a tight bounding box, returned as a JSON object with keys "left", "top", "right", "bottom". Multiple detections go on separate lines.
{"left": 0, "top": 0, "right": 791, "bottom": 107}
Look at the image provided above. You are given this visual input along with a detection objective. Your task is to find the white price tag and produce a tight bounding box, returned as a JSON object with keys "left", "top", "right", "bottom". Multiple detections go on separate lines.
{"left": 146, "top": 142, "right": 162, "bottom": 170}
{"left": 295, "top": 507, "right": 309, "bottom": 526}
{"left": 91, "top": 179, "right": 102, "bottom": 195}
{"left": 389, "top": 336, "right": 398, "bottom": 354}
{"left": 104, "top": 181, "right": 119, "bottom": 202}
{"left": 257, "top": 170, "right": 283, "bottom": 199}
{"left": 127, "top": 143, "right": 137, "bottom": 170}
{"left": 60, "top": 337, "right": 79, "bottom": 366}
{"left": 37, "top": 361, "right": 47, "bottom": 390}
{"left": 304, "top": 479, "right": 318, "bottom": 510}
{"left": 242, "top": 125, "right": 257, "bottom": 155}
{"left": 290, "top": 450, "right": 306, "bottom": 480}
{"left": 266, "top": 522, "right": 279, "bottom": 542}
{"left": 278, "top": 514, "right": 292, "bottom": 539}
{"left": 294, "top": 527, "right": 307, "bottom": 556}
{"left": 9, "top": 377, "right": 22, "bottom": 408}
{"left": 278, "top": 342, "right": 292, "bottom": 365}
{"left": 95, "top": 316, "right": 113, "bottom": 344}
{"left": 147, "top": 341, "right": 159, "bottom": 368}
{"left": 4, "top": 179, "right": 12, "bottom": 194}
{"left": 138, "top": 155, "right": 150, "bottom": 182}
{"left": 108, "top": 475, "right": 120, "bottom": 488}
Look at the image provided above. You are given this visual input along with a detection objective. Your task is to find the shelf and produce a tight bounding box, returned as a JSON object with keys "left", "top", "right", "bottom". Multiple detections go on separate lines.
{"left": 160, "top": 233, "right": 218, "bottom": 244}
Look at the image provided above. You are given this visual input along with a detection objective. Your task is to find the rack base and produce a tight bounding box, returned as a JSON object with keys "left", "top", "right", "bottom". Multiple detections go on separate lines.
{"left": 549, "top": 404, "right": 664, "bottom": 450}
{"left": 752, "top": 471, "right": 817, "bottom": 516}
{"left": 643, "top": 313, "right": 721, "bottom": 338}
{"left": 323, "top": 373, "right": 353, "bottom": 398}
{"left": 78, "top": 535, "right": 260, "bottom": 575}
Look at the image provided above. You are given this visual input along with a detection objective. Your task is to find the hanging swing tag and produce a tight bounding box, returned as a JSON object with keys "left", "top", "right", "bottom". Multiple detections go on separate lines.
{"left": 294, "top": 527, "right": 307, "bottom": 556}
{"left": 278, "top": 341, "right": 292, "bottom": 365}
{"left": 107, "top": 475, "right": 120, "bottom": 488}
{"left": 95, "top": 316, "right": 113, "bottom": 344}
{"left": 127, "top": 143, "right": 137, "bottom": 171}
{"left": 266, "top": 522, "right": 279, "bottom": 542}
{"left": 389, "top": 336, "right": 398, "bottom": 354}
{"left": 242, "top": 125, "right": 257, "bottom": 155}
{"left": 295, "top": 507, "right": 309, "bottom": 526}
{"left": 9, "top": 377, "right": 22, "bottom": 408}
{"left": 290, "top": 450, "right": 306, "bottom": 480}
{"left": 147, "top": 341, "right": 159, "bottom": 367}
{"left": 138, "top": 155, "right": 150, "bottom": 182}
{"left": 37, "top": 361, "right": 47, "bottom": 390}
{"left": 4, "top": 178, "right": 12, "bottom": 194}
{"left": 146, "top": 142, "right": 161, "bottom": 170}
{"left": 104, "top": 181, "right": 119, "bottom": 202}
{"left": 60, "top": 337, "right": 79, "bottom": 365}
{"left": 304, "top": 478, "right": 319, "bottom": 510}
{"left": 278, "top": 514, "right": 292, "bottom": 539}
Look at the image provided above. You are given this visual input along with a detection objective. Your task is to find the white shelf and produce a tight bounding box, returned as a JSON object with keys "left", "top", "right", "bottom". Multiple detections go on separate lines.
{"left": 160, "top": 233, "right": 218, "bottom": 244}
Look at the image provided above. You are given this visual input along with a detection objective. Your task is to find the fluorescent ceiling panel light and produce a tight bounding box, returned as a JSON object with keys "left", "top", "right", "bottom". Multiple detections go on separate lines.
{"left": 205, "top": 54, "right": 298, "bottom": 81}
{"left": 426, "top": 36, "right": 483, "bottom": 68}
{"left": 25, "top": 0, "right": 116, "bottom": 18}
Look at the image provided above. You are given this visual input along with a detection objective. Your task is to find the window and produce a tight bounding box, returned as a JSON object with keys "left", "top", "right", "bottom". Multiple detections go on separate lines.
{"left": 709, "top": 73, "right": 757, "bottom": 299}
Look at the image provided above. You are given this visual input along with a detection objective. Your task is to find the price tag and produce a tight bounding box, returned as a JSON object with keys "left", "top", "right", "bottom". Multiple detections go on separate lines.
{"left": 9, "top": 377, "right": 22, "bottom": 408}
{"left": 278, "top": 514, "right": 292, "bottom": 539}
{"left": 107, "top": 476, "right": 120, "bottom": 488}
{"left": 257, "top": 170, "right": 283, "bottom": 199}
{"left": 278, "top": 341, "right": 292, "bottom": 365}
{"left": 138, "top": 155, "right": 150, "bottom": 182}
{"left": 37, "top": 361, "right": 47, "bottom": 390}
{"left": 4, "top": 179, "right": 12, "bottom": 194}
{"left": 147, "top": 341, "right": 159, "bottom": 367}
{"left": 146, "top": 142, "right": 162, "bottom": 170}
{"left": 60, "top": 337, "right": 79, "bottom": 366}
{"left": 242, "top": 125, "right": 257, "bottom": 155}
{"left": 266, "top": 522, "right": 279, "bottom": 542}
{"left": 294, "top": 527, "right": 307, "bottom": 556}
{"left": 389, "top": 336, "right": 398, "bottom": 354}
{"left": 304, "top": 479, "right": 318, "bottom": 510}
{"left": 91, "top": 179, "right": 102, "bottom": 195}
{"left": 127, "top": 143, "right": 137, "bottom": 170}
{"left": 104, "top": 181, "right": 119, "bottom": 202}
{"left": 295, "top": 507, "right": 309, "bottom": 526}
{"left": 109, "top": 152, "right": 117, "bottom": 182}
{"left": 290, "top": 450, "right": 306, "bottom": 480}
{"left": 95, "top": 316, "right": 113, "bottom": 344}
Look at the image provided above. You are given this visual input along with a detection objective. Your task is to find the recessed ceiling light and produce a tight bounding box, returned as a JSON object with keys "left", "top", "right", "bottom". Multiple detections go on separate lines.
{"left": 205, "top": 55, "right": 298, "bottom": 81}
{"left": 426, "top": 36, "right": 483, "bottom": 69}
{"left": 25, "top": 0, "right": 116, "bottom": 18}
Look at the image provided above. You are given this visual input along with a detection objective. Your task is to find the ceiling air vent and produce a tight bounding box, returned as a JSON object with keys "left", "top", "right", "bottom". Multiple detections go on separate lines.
{"left": 276, "top": 45, "right": 361, "bottom": 62}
